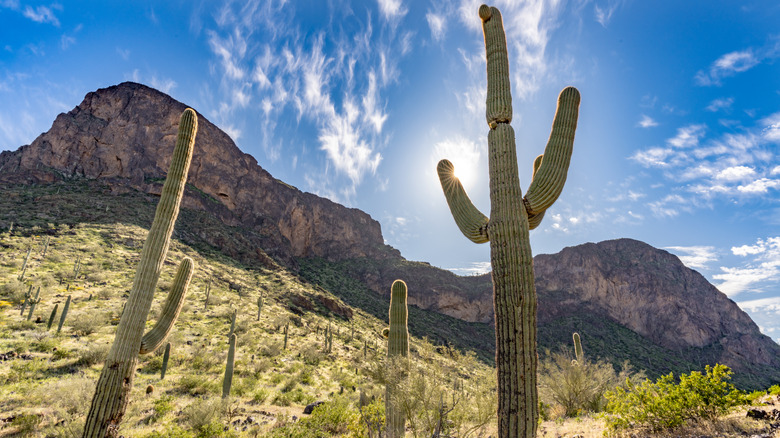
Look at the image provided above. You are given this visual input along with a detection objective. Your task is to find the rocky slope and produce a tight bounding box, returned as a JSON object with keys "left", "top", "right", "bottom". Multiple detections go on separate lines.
{"left": 1, "top": 82, "right": 778, "bottom": 387}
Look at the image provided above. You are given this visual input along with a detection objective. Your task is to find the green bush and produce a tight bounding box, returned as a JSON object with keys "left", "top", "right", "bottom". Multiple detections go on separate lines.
{"left": 769, "top": 384, "right": 780, "bottom": 396}
{"left": 604, "top": 364, "right": 750, "bottom": 433}
{"left": 266, "top": 396, "right": 358, "bottom": 438}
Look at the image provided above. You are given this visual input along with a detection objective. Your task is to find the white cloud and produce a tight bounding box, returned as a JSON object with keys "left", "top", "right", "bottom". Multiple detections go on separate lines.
{"left": 695, "top": 49, "right": 758, "bottom": 86}
{"left": 715, "top": 165, "right": 756, "bottom": 182}
{"left": 665, "top": 245, "right": 717, "bottom": 269}
{"left": 761, "top": 112, "right": 780, "bottom": 142}
{"left": 426, "top": 12, "right": 446, "bottom": 41}
{"left": 715, "top": 237, "right": 780, "bottom": 297}
{"left": 738, "top": 296, "right": 780, "bottom": 314}
{"left": 667, "top": 124, "right": 706, "bottom": 148}
{"left": 705, "top": 97, "right": 734, "bottom": 112}
{"left": 377, "top": 0, "right": 407, "bottom": 20}
{"left": 637, "top": 114, "right": 658, "bottom": 128}
{"left": 447, "top": 261, "right": 492, "bottom": 276}
{"left": 737, "top": 178, "right": 780, "bottom": 194}
{"left": 629, "top": 147, "right": 673, "bottom": 167}
{"left": 22, "top": 4, "right": 60, "bottom": 26}
{"left": 594, "top": 0, "right": 624, "bottom": 28}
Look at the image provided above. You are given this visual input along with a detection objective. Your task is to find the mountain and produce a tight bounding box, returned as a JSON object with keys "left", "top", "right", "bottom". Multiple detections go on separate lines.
{"left": 1, "top": 82, "right": 778, "bottom": 388}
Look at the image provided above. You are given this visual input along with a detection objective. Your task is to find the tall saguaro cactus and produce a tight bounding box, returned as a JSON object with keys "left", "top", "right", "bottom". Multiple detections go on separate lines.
{"left": 386, "top": 279, "right": 409, "bottom": 438}
{"left": 83, "top": 108, "right": 198, "bottom": 438}
{"left": 436, "top": 5, "right": 580, "bottom": 437}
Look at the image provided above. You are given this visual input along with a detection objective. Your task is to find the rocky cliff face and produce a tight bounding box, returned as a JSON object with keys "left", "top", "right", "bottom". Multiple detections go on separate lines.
{"left": 0, "top": 82, "right": 396, "bottom": 265}
{"left": 534, "top": 238, "right": 780, "bottom": 370}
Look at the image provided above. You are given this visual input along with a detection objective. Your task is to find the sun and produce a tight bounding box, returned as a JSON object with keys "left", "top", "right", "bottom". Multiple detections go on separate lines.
{"left": 434, "top": 137, "right": 482, "bottom": 191}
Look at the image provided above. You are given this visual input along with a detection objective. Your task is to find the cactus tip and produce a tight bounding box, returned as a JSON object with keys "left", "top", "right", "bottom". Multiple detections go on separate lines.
{"left": 559, "top": 86, "right": 581, "bottom": 106}
{"left": 478, "top": 4, "right": 492, "bottom": 21}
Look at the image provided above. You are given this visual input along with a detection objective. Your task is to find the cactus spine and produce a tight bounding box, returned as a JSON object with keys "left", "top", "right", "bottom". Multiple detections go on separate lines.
{"left": 573, "top": 332, "right": 583, "bottom": 365}
{"left": 385, "top": 280, "right": 409, "bottom": 438}
{"left": 222, "top": 333, "right": 237, "bottom": 398}
{"left": 435, "top": 6, "right": 580, "bottom": 436}
{"left": 57, "top": 295, "right": 71, "bottom": 333}
{"left": 47, "top": 303, "right": 59, "bottom": 330}
{"left": 161, "top": 342, "right": 171, "bottom": 380}
{"left": 83, "top": 108, "right": 198, "bottom": 438}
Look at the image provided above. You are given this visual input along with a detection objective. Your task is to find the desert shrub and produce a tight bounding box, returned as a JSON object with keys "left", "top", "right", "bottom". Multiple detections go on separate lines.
{"left": 267, "top": 395, "right": 357, "bottom": 438}
{"left": 149, "top": 395, "right": 176, "bottom": 423}
{"left": 252, "top": 387, "right": 270, "bottom": 404}
{"left": 0, "top": 279, "right": 28, "bottom": 304}
{"left": 604, "top": 364, "right": 750, "bottom": 433}
{"left": 180, "top": 397, "right": 238, "bottom": 438}
{"left": 769, "top": 384, "right": 780, "bottom": 396}
{"left": 76, "top": 343, "right": 110, "bottom": 366}
{"left": 69, "top": 312, "right": 107, "bottom": 336}
{"left": 10, "top": 413, "right": 43, "bottom": 436}
{"left": 177, "top": 373, "right": 218, "bottom": 396}
{"left": 272, "top": 387, "right": 312, "bottom": 406}
{"left": 300, "top": 341, "right": 324, "bottom": 365}
{"left": 538, "top": 350, "right": 642, "bottom": 417}
{"left": 259, "top": 339, "right": 283, "bottom": 358}
{"left": 142, "top": 424, "right": 195, "bottom": 438}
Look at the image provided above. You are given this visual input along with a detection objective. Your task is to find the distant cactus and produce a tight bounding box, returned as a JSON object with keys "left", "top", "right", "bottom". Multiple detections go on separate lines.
{"left": 72, "top": 256, "right": 81, "bottom": 279}
{"left": 328, "top": 325, "right": 333, "bottom": 353}
{"left": 223, "top": 333, "right": 237, "bottom": 399}
{"left": 42, "top": 236, "right": 50, "bottom": 258}
{"left": 26, "top": 286, "right": 41, "bottom": 322}
{"left": 435, "top": 5, "right": 580, "bottom": 436}
{"left": 57, "top": 295, "right": 71, "bottom": 333}
{"left": 20, "top": 284, "right": 32, "bottom": 316}
{"left": 47, "top": 303, "right": 59, "bottom": 330}
{"left": 572, "top": 332, "right": 584, "bottom": 365}
{"left": 83, "top": 108, "right": 198, "bottom": 438}
{"left": 283, "top": 323, "right": 289, "bottom": 350}
{"left": 161, "top": 342, "right": 171, "bottom": 380}
{"left": 228, "top": 309, "right": 237, "bottom": 338}
{"left": 257, "top": 295, "right": 263, "bottom": 321}
{"left": 386, "top": 279, "right": 409, "bottom": 438}
{"left": 204, "top": 279, "right": 211, "bottom": 309}
{"left": 18, "top": 247, "right": 31, "bottom": 281}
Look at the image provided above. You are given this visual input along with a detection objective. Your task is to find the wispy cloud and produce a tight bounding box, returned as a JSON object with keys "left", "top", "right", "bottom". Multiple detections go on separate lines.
{"left": 695, "top": 38, "right": 780, "bottom": 86}
{"left": 377, "top": 0, "right": 407, "bottom": 21}
{"left": 706, "top": 97, "right": 734, "bottom": 112}
{"left": 667, "top": 124, "right": 706, "bottom": 148}
{"left": 426, "top": 11, "right": 446, "bottom": 41}
{"left": 447, "top": 261, "right": 492, "bottom": 276}
{"left": 594, "top": 0, "right": 624, "bottom": 28}
{"left": 637, "top": 114, "right": 658, "bottom": 128}
{"left": 713, "top": 237, "right": 780, "bottom": 297}
{"left": 665, "top": 245, "right": 717, "bottom": 269}
{"left": 22, "top": 4, "right": 61, "bottom": 26}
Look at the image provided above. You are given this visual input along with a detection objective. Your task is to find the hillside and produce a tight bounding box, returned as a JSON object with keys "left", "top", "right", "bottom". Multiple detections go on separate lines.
{"left": 1, "top": 82, "right": 779, "bottom": 391}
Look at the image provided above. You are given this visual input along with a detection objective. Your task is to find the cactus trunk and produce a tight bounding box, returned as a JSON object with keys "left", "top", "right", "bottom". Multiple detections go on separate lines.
{"left": 83, "top": 108, "right": 197, "bottom": 438}
{"left": 223, "top": 333, "right": 237, "bottom": 398}
{"left": 385, "top": 280, "right": 409, "bottom": 438}
{"left": 26, "top": 286, "right": 41, "bottom": 321}
{"left": 47, "top": 303, "right": 59, "bottom": 330}
{"left": 57, "top": 295, "right": 71, "bottom": 333}
{"left": 161, "top": 342, "right": 171, "bottom": 380}
{"left": 435, "top": 5, "right": 579, "bottom": 437}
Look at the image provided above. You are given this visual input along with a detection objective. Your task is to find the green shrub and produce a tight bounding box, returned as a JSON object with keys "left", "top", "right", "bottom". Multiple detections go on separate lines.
{"left": 267, "top": 396, "right": 358, "bottom": 438}
{"left": 769, "top": 384, "right": 780, "bottom": 396}
{"left": 76, "top": 343, "right": 110, "bottom": 367}
{"left": 604, "top": 364, "right": 750, "bottom": 433}
{"left": 151, "top": 395, "right": 176, "bottom": 422}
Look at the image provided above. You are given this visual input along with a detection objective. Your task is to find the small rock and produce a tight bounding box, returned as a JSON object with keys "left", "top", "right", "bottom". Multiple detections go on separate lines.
{"left": 304, "top": 401, "right": 325, "bottom": 415}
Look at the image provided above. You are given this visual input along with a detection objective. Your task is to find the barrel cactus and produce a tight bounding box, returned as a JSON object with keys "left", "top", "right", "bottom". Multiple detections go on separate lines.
{"left": 436, "top": 5, "right": 580, "bottom": 436}
{"left": 385, "top": 279, "right": 409, "bottom": 438}
{"left": 83, "top": 108, "right": 198, "bottom": 437}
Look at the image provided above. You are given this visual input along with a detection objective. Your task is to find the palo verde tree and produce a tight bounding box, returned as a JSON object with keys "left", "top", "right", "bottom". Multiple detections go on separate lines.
{"left": 83, "top": 108, "right": 198, "bottom": 437}
{"left": 436, "top": 5, "right": 580, "bottom": 436}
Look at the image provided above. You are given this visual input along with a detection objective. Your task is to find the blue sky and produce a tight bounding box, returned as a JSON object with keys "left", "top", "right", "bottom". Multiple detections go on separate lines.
{"left": 2, "top": 0, "right": 780, "bottom": 342}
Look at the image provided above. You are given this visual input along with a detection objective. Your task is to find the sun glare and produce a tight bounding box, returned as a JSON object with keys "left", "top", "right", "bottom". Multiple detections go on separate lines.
{"left": 434, "top": 137, "right": 481, "bottom": 191}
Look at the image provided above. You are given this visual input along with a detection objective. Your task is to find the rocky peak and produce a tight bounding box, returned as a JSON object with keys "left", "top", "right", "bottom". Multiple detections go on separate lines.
{"left": 0, "top": 82, "right": 397, "bottom": 264}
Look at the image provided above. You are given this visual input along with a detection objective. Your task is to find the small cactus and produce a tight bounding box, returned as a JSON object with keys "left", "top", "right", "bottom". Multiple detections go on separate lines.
{"left": 18, "top": 247, "right": 31, "bottom": 281}
{"left": 222, "top": 333, "right": 237, "bottom": 398}
{"left": 204, "top": 279, "right": 211, "bottom": 309}
{"left": 41, "top": 236, "right": 50, "bottom": 258}
{"left": 72, "top": 256, "right": 81, "bottom": 279}
{"left": 161, "top": 342, "right": 171, "bottom": 380}
{"left": 57, "top": 295, "right": 71, "bottom": 333}
{"left": 283, "top": 323, "right": 289, "bottom": 350}
{"left": 572, "top": 332, "right": 584, "bottom": 365}
{"left": 257, "top": 295, "right": 263, "bottom": 321}
{"left": 20, "top": 284, "right": 33, "bottom": 316}
{"left": 228, "top": 309, "right": 237, "bottom": 338}
{"left": 26, "top": 286, "right": 41, "bottom": 322}
{"left": 47, "top": 303, "right": 59, "bottom": 330}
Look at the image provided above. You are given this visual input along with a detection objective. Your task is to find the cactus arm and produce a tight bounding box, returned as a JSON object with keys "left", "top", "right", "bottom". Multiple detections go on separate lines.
{"left": 523, "top": 86, "right": 580, "bottom": 215}
{"left": 526, "top": 154, "right": 546, "bottom": 229}
{"left": 480, "top": 5, "right": 512, "bottom": 128}
{"left": 139, "top": 257, "right": 194, "bottom": 355}
{"left": 84, "top": 108, "right": 197, "bottom": 438}
{"left": 437, "top": 160, "right": 490, "bottom": 244}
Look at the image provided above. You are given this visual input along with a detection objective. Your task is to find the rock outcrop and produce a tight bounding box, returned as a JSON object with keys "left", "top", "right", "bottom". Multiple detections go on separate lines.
{"left": 0, "top": 82, "right": 396, "bottom": 266}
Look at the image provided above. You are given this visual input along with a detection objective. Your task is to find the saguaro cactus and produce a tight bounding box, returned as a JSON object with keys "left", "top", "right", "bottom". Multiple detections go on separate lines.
{"left": 572, "top": 332, "right": 584, "bottom": 365}
{"left": 26, "top": 286, "right": 41, "bottom": 321}
{"left": 47, "top": 303, "right": 59, "bottom": 330}
{"left": 83, "top": 108, "right": 198, "bottom": 438}
{"left": 161, "top": 342, "right": 171, "bottom": 380}
{"left": 223, "top": 333, "right": 237, "bottom": 399}
{"left": 57, "top": 295, "right": 71, "bottom": 333}
{"left": 436, "top": 5, "right": 580, "bottom": 437}
{"left": 385, "top": 279, "right": 409, "bottom": 438}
